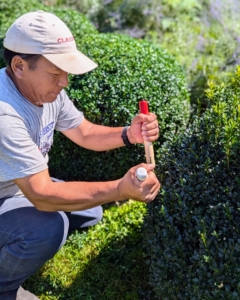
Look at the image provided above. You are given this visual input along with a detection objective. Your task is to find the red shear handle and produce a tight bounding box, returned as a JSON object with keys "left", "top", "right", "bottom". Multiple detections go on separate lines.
{"left": 139, "top": 100, "right": 149, "bottom": 115}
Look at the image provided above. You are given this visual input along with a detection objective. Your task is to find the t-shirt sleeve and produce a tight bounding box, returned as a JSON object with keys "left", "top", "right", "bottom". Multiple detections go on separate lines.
{"left": 55, "top": 90, "right": 84, "bottom": 131}
{"left": 0, "top": 114, "right": 48, "bottom": 181}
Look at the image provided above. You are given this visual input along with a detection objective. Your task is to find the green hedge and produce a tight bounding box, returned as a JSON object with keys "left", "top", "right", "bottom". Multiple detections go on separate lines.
{"left": 49, "top": 33, "right": 190, "bottom": 181}
{"left": 143, "top": 68, "right": 240, "bottom": 299}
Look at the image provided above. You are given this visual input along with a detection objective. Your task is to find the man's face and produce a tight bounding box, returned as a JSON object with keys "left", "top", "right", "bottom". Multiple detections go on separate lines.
{"left": 15, "top": 56, "right": 69, "bottom": 106}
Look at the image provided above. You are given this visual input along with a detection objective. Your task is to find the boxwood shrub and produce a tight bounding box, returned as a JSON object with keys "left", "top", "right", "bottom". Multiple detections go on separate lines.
{"left": 143, "top": 68, "right": 240, "bottom": 299}
{"left": 49, "top": 33, "right": 190, "bottom": 181}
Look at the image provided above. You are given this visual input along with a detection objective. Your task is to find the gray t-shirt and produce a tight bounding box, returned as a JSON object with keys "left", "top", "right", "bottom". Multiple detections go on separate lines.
{"left": 0, "top": 67, "right": 84, "bottom": 200}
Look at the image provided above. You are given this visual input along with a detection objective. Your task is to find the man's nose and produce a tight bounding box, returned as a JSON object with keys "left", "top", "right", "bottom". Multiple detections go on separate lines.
{"left": 58, "top": 73, "right": 69, "bottom": 87}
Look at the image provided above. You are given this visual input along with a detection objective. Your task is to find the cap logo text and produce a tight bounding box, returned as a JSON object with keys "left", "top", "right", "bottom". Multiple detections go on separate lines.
{"left": 57, "top": 36, "right": 74, "bottom": 43}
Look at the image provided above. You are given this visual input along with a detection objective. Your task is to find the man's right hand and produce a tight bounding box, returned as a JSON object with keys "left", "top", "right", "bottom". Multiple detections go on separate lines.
{"left": 117, "top": 163, "right": 161, "bottom": 203}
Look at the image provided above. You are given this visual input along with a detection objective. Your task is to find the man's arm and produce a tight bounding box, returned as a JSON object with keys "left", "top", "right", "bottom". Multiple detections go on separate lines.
{"left": 14, "top": 164, "right": 160, "bottom": 212}
{"left": 62, "top": 113, "right": 159, "bottom": 151}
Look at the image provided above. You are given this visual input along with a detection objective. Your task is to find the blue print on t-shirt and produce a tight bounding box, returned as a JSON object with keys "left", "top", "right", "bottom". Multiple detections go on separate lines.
{"left": 39, "top": 121, "right": 55, "bottom": 157}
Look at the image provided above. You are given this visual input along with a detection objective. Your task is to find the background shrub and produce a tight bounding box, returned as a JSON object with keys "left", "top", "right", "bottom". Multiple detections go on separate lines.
{"left": 49, "top": 33, "right": 190, "bottom": 181}
{"left": 55, "top": 0, "right": 240, "bottom": 115}
{"left": 148, "top": 0, "right": 240, "bottom": 115}
{"left": 143, "top": 68, "right": 240, "bottom": 299}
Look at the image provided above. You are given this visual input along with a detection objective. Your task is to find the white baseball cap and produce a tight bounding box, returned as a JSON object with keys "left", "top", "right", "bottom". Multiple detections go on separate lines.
{"left": 3, "top": 10, "right": 98, "bottom": 75}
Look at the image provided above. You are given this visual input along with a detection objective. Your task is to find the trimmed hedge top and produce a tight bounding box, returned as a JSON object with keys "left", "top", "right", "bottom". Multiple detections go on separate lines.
{"left": 49, "top": 33, "right": 190, "bottom": 181}
{"left": 143, "top": 67, "right": 240, "bottom": 299}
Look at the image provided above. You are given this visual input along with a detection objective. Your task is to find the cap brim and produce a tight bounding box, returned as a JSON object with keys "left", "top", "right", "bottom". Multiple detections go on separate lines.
{"left": 43, "top": 50, "right": 98, "bottom": 75}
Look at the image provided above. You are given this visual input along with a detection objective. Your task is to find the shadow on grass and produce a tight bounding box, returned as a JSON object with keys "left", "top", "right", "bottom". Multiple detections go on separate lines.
{"left": 24, "top": 224, "right": 153, "bottom": 300}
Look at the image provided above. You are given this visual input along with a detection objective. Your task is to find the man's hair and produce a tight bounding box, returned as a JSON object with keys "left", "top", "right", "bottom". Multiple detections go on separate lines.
{"left": 2, "top": 47, "right": 42, "bottom": 70}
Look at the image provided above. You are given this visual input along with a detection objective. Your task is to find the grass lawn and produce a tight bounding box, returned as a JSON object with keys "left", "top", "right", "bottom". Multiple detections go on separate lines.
{"left": 24, "top": 201, "right": 150, "bottom": 300}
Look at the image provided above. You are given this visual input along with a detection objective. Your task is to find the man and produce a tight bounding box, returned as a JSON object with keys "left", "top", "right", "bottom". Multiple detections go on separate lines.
{"left": 0, "top": 10, "right": 160, "bottom": 300}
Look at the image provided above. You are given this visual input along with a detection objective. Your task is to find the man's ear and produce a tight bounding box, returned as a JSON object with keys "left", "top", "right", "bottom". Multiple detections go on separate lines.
{"left": 11, "top": 56, "right": 26, "bottom": 78}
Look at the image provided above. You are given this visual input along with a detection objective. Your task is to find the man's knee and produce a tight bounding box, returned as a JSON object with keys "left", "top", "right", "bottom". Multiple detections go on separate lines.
{"left": 0, "top": 207, "right": 69, "bottom": 293}
{"left": 1, "top": 207, "right": 67, "bottom": 261}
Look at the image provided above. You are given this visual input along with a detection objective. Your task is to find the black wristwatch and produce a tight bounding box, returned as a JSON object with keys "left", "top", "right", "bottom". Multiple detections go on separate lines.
{"left": 121, "top": 126, "right": 134, "bottom": 147}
